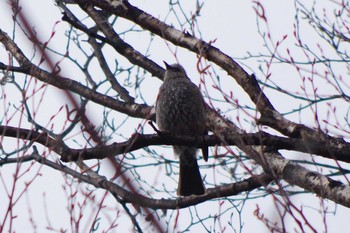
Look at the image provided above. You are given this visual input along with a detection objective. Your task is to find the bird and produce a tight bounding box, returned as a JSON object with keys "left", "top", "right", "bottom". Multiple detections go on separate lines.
{"left": 156, "top": 61, "right": 208, "bottom": 196}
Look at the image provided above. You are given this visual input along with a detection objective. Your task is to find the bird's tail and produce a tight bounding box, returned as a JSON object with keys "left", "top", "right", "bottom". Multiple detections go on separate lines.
{"left": 175, "top": 146, "right": 205, "bottom": 196}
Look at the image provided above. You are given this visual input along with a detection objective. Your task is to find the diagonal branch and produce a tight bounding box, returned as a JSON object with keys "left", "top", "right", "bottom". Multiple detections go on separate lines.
{"left": 30, "top": 147, "right": 273, "bottom": 209}
{"left": 0, "top": 29, "right": 153, "bottom": 120}
{"left": 78, "top": 0, "right": 350, "bottom": 157}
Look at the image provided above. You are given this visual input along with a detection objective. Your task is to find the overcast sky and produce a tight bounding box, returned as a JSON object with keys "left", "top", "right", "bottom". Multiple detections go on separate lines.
{"left": 1, "top": 0, "right": 350, "bottom": 232}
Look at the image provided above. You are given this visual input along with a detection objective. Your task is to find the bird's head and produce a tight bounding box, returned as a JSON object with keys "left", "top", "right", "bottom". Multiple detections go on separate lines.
{"left": 163, "top": 61, "right": 188, "bottom": 82}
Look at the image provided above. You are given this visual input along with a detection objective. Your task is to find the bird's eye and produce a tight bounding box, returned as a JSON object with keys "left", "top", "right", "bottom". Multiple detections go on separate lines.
{"left": 171, "top": 66, "right": 180, "bottom": 72}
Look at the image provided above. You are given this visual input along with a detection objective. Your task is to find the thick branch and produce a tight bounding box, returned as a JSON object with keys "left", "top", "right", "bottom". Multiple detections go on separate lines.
{"left": 205, "top": 109, "right": 350, "bottom": 208}
{"left": 259, "top": 150, "right": 350, "bottom": 208}
{"left": 30, "top": 149, "right": 273, "bottom": 209}
{"left": 0, "top": 125, "right": 71, "bottom": 158}
{"left": 2, "top": 125, "right": 350, "bottom": 164}
{"left": 65, "top": 132, "right": 350, "bottom": 163}
{"left": 0, "top": 29, "right": 153, "bottom": 120}
{"left": 83, "top": 0, "right": 273, "bottom": 111}
{"left": 80, "top": 0, "right": 350, "bottom": 160}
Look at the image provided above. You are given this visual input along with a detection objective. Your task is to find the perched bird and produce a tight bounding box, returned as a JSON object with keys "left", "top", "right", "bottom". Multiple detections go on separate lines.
{"left": 156, "top": 62, "right": 208, "bottom": 196}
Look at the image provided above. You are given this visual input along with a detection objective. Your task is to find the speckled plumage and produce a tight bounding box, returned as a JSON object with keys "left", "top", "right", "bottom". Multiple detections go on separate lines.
{"left": 156, "top": 62, "right": 207, "bottom": 196}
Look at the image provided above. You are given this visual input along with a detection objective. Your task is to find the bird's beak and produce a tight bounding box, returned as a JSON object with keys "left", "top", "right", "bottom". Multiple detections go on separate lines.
{"left": 163, "top": 61, "right": 171, "bottom": 69}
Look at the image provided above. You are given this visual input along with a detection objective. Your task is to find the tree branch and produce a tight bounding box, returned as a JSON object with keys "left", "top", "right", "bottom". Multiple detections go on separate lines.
{"left": 0, "top": 29, "right": 153, "bottom": 120}
{"left": 2, "top": 125, "right": 350, "bottom": 164}
{"left": 30, "top": 147, "right": 273, "bottom": 209}
{"left": 78, "top": 0, "right": 350, "bottom": 164}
